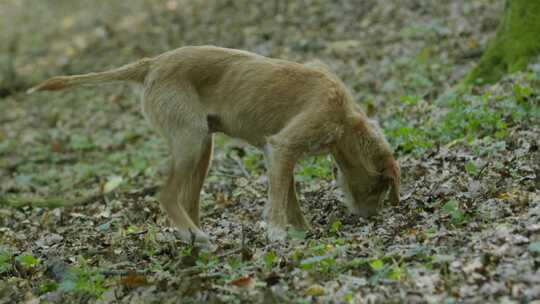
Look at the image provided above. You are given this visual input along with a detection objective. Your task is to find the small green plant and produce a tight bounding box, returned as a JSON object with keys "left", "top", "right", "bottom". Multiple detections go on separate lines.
{"left": 124, "top": 224, "right": 140, "bottom": 235}
{"left": 329, "top": 220, "right": 342, "bottom": 235}
{"left": 263, "top": 251, "right": 277, "bottom": 272}
{"left": 0, "top": 250, "right": 12, "bottom": 273}
{"left": 196, "top": 250, "right": 219, "bottom": 268}
{"left": 299, "top": 254, "right": 337, "bottom": 274}
{"left": 442, "top": 200, "right": 465, "bottom": 225}
{"left": 385, "top": 117, "right": 433, "bottom": 153}
{"left": 346, "top": 257, "right": 368, "bottom": 269}
{"left": 227, "top": 255, "right": 242, "bottom": 271}
{"left": 399, "top": 95, "right": 422, "bottom": 106}
{"left": 368, "top": 258, "right": 388, "bottom": 284}
{"left": 242, "top": 152, "right": 263, "bottom": 173}
{"left": 297, "top": 241, "right": 344, "bottom": 276}
{"left": 464, "top": 161, "right": 478, "bottom": 175}
{"left": 368, "top": 258, "right": 406, "bottom": 282}
{"left": 387, "top": 263, "right": 405, "bottom": 281}
{"left": 296, "top": 156, "right": 333, "bottom": 182}
{"left": 40, "top": 281, "right": 59, "bottom": 294}
{"left": 289, "top": 249, "right": 305, "bottom": 265}
{"left": 513, "top": 83, "right": 533, "bottom": 104}
{"left": 369, "top": 259, "right": 385, "bottom": 272}
{"left": 143, "top": 225, "right": 158, "bottom": 257}
{"left": 59, "top": 260, "right": 106, "bottom": 298}
{"left": 69, "top": 134, "right": 95, "bottom": 151}
{"left": 16, "top": 254, "right": 39, "bottom": 268}
{"left": 342, "top": 292, "right": 355, "bottom": 303}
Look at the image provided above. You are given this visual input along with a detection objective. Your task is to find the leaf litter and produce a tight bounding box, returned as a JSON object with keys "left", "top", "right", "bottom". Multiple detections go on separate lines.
{"left": 0, "top": 0, "right": 539, "bottom": 303}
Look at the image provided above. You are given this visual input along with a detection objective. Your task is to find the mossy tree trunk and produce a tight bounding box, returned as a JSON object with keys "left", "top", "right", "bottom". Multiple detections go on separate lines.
{"left": 463, "top": 0, "right": 540, "bottom": 86}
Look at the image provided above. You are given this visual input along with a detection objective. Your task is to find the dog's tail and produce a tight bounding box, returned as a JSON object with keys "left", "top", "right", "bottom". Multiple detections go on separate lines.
{"left": 27, "top": 58, "right": 153, "bottom": 94}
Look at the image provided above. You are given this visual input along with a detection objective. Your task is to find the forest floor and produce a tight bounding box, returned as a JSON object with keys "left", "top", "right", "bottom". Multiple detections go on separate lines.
{"left": 1, "top": 0, "right": 539, "bottom": 303}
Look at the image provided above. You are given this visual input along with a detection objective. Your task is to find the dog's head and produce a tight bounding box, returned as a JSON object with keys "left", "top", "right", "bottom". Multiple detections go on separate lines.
{"left": 337, "top": 156, "right": 400, "bottom": 217}
{"left": 334, "top": 113, "right": 401, "bottom": 218}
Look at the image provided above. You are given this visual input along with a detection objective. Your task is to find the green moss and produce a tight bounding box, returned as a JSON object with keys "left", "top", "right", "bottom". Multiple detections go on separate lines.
{"left": 463, "top": 0, "right": 540, "bottom": 86}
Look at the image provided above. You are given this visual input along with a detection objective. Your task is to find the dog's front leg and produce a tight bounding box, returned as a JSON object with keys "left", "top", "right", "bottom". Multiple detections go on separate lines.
{"left": 286, "top": 177, "right": 310, "bottom": 230}
{"left": 264, "top": 152, "right": 309, "bottom": 236}
{"left": 265, "top": 143, "right": 298, "bottom": 241}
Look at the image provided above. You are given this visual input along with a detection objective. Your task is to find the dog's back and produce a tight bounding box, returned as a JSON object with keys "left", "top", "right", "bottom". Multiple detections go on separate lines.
{"left": 144, "top": 46, "right": 350, "bottom": 147}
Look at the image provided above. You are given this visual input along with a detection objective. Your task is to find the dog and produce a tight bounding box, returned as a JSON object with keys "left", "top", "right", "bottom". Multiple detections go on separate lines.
{"left": 28, "top": 46, "right": 400, "bottom": 245}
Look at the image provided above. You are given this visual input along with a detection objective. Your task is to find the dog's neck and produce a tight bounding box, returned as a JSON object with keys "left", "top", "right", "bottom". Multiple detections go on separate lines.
{"left": 334, "top": 114, "right": 393, "bottom": 176}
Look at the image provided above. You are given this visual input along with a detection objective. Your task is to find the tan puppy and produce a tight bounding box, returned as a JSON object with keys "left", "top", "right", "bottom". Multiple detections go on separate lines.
{"left": 29, "top": 46, "right": 400, "bottom": 244}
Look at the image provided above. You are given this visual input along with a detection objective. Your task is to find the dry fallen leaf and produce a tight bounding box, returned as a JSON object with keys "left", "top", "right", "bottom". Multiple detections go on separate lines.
{"left": 230, "top": 276, "right": 252, "bottom": 288}
{"left": 50, "top": 140, "right": 65, "bottom": 154}
{"left": 120, "top": 271, "right": 148, "bottom": 289}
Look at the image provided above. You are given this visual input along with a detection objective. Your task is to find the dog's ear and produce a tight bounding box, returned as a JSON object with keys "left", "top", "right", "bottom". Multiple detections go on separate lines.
{"left": 383, "top": 158, "right": 400, "bottom": 204}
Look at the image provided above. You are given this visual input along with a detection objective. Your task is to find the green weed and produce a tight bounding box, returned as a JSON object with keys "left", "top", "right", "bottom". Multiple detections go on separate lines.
{"left": 58, "top": 259, "right": 106, "bottom": 298}
{"left": 0, "top": 250, "right": 12, "bottom": 273}
{"left": 442, "top": 200, "right": 465, "bottom": 225}
{"left": 296, "top": 156, "right": 333, "bottom": 182}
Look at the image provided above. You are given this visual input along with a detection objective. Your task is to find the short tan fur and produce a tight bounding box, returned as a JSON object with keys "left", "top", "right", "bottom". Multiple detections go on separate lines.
{"left": 29, "top": 46, "right": 400, "bottom": 244}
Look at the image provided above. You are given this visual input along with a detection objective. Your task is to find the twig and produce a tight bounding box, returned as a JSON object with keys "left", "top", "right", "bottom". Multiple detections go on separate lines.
{"left": 231, "top": 155, "right": 250, "bottom": 178}
{"left": 177, "top": 265, "right": 205, "bottom": 276}
{"left": 119, "top": 229, "right": 148, "bottom": 241}
{"left": 475, "top": 161, "right": 491, "bottom": 179}
{"left": 458, "top": 48, "right": 484, "bottom": 60}
{"left": 100, "top": 269, "right": 148, "bottom": 276}
{"left": 198, "top": 272, "right": 224, "bottom": 279}
{"left": 217, "top": 248, "right": 242, "bottom": 259}
{"left": 212, "top": 169, "right": 240, "bottom": 178}
{"left": 241, "top": 223, "right": 246, "bottom": 249}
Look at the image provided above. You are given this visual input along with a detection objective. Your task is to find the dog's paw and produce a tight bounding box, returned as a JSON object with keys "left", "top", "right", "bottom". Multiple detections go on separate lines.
{"left": 176, "top": 227, "right": 211, "bottom": 246}
{"left": 266, "top": 224, "right": 287, "bottom": 242}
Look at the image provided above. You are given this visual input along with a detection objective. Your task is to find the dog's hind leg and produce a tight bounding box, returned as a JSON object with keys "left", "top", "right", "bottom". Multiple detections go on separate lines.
{"left": 144, "top": 83, "right": 211, "bottom": 245}
{"left": 159, "top": 154, "right": 208, "bottom": 244}
{"left": 160, "top": 132, "right": 212, "bottom": 244}
{"left": 181, "top": 134, "right": 213, "bottom": 227}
